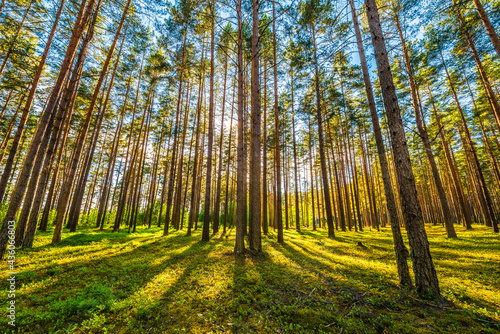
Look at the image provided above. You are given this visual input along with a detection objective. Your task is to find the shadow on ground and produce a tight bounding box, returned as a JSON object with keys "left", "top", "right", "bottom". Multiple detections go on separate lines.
{"left": 0, "top": 225, "right": 499, "bottom": 333}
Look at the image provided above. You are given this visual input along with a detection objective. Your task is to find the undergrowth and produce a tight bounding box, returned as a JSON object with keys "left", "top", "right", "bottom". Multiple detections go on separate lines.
{"left": 0, "top": 224, "right": 499, "bottom": 333}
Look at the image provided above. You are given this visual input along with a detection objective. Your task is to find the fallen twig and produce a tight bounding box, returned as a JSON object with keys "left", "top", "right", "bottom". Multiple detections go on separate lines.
{"left": 474, "top": 318, "right": 500, "bottom": 326}
{"left": 407, "top": 295, "right": 454, "bottom": 310}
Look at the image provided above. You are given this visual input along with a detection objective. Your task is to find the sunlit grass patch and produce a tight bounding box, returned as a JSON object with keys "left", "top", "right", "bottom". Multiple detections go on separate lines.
{"left": 0, "top": 224, "right": 498, "bottom": 333}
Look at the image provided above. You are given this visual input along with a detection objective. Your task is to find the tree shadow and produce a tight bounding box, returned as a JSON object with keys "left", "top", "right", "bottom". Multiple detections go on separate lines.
{"left": 119, "top": 240, "right": 218, "bottom": 332}
{"left": 263, "top": 235, "right": 500, "bottom": 333}
{"left": 1, "top": 227, "right": 499, "bottom": 333}
{"left": 0, "top": 230, "right": 212, "bottom": 332}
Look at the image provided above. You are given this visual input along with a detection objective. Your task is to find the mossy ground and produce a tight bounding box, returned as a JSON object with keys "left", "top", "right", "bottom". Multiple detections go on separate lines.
{"left": 0, "top": 224, "right": 499, "bottom": 333}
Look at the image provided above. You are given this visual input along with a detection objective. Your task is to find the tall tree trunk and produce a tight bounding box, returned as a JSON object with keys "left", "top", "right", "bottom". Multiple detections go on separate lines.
{"left": 393, "top": 14, "right": 457, "bottom": 238}
{"left": 308, "top": 117, "right": 316, "bottom": 231}
{"left": 179, "top": 116, "right": 196, "bottom": 230}
{"left": 187, "top": 46, "right": 206, "bottom": 236}
{"left": 0, "top": 0, "right": 97, "bottom": 258}
{"left": 213, "top": 53, "right": 229, "bottom": 234}
{"left": 0, "top": 0, "right": 67, "bottom": 203}
{"left": 283, "top": 131, "right": 289, "bottom": 230}
{"left": 345, "top": 118, "right": 361, "bottom": 232}
{"left": 291, "top": 70, "right": 300, "bottom": 231}
{"left": 128, "top": 104, "right": 151, "bottom": 232}
{"left": 146, "top": 126, "right": 163, "bottom": 228}
{"left": 262, "top": 61, "right": 268, "bottom": 235}
{"left": 114, "top": 54, "right": 145, "bottom": 231}
{"left": 223, "top": 77, "right": 236, "bottom": 235}
{"left": 96, "top": 81, "right": 130, "bottom": 229}
{"left": 194, "top": 112, "right": 207, "bottom": 230}
{"left": 361, "top": 128, "right": 375, "bottom": 230}
{"left": 38, "top": 13, "right": 93, "bottom": 233}
{"left": 425, "top": 83, "right": 473, "bottom": 229}
{"left": 311, "top": 26, "right": 335, "bottom": 238}
{"left": 39, "top": 83, "right": 76, "bottom": 232}
{"left": 157, "top": 133, "right": 172, "bottom": 228}
{"left": 14, "top": 99, "right": 57, "bottom": 245}
{"left": 463, "top": 70, "right": 500, "bottom": 195}
{"left": 18, "top": 72, "right": 76, "bottom": 245}
{"left": 471, "top": 0, "right": 500, "bottom": 58}
{"left": 52, "top": 0, "right": 130, "bottom": 243}
{"left": 0, "top": 96, "right": 24, "bottom": 165}
{"left": 83, "top": 151, "right": 103, "bottom": 223}
{"left": 66, "top": 18, "right": 129, "bottom": 233}
{"left": 163, "top": 31, "right": 188, "bottom": 236}
{"left": 454, "top": 2, "right": 500, "bottom": 132}
{"left": 439, "top": 50, "right": 499, "bottom": 233}
{"left": 0, "top": 89, "right": 14, "bottom": 120}
{"left": 364, "top": 0, "right": 440, "bottom": 298}
{"left": 272, "top": 0, "right": 283, "bottom": 243}
{"left": 202, "top": 2, "right": 216, "bottom": 242}
{"left": 0, "top": 0, "right": 33, "bottom": 78}
{"left": 127, "top": 94, "right": 152, "bottom": 231}
{"left": 234, "top": 0, "right": 245, "bottom": 253}
{"left": 22, "top": 57, "right": 88, "bottom": 246}
{"left": 171, "top": 83, "right": 191, "bottom": 230}
{"left": 248, "top": 0, "right": 262, "bottom": 251}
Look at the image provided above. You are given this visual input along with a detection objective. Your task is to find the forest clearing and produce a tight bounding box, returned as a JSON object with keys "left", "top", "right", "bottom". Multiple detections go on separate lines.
{"left": 0, "top": 225, "right": 499, "bottom": 333}
{"left": 1, "top": 0, "right": 500, "bottom": 332}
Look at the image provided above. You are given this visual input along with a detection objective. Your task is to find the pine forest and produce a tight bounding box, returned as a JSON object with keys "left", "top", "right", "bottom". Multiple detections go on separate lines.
{"left": 0, "top": 0, "right": 499, "bottom": 332}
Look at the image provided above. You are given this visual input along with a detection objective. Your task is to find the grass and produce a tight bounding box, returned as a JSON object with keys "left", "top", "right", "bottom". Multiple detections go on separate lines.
{"left": 0, "top": 224, "right": 499, "bottom": 333}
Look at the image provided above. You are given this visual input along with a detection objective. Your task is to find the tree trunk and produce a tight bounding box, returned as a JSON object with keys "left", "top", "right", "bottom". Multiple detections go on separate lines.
{"left": 126, "top": 94, "right": 152, "bottom": 230}
{"left": 39, "top": 12, "right": 94, "bottom": 232}
{"left": 393, "top": 13, "right": 457, "bottom": 238}
{"left": 439, "top": 48, "right": 499, "bottom": 233}
{"left": 223, "top": 77, "right": 236, "bottom": 235}
{"left": 187, "top": 44, "right": 206, "bottom": 236}
{"left": 172, "top": 83, "right": 192, "bottom": 230}
{"left": 262, "top": 61, "right": 268, "bottom": 235}
{"left": 471, "top": 0, "right": 500, "bottom": 58}
{"left": 51, "top": 0, "right": 128, "bottom": 244}
{"left": 455, "top": 3, "right": 500, "bottom": 132}
{"left": 0, "top": 0, "right": 68, "bottom": 204}
{"left": 213, "top": 52, "right": 229, "bottom": 234}
{"left": 0, "top": 0, "right": 33, "bottom": 78}
{"left": 0, "top": 96, "right": 24, "bottom": 165}
{"left": 0, "top": 89, "right": 14, "bottom": 120}
{"left": 291, "top": 70, "right": 300, "bottom": 231}
{"left": 464, "top": 73, "right": 500, "bottom": 196}
{"left": 114, "top": 54, "right": 145, "bottom": 231}
{"left": 234, "top": 0, "right": 245, "bottom": 253}
{"left": 202, "top": 2, "right": 216, "bottom": 242}
{"left": 272, "top": 0, "right": 283, "bottom": 243}
{"left": 158, "top": 135, "right": 172, "bottom": 228}
{"left": 283, "top": 131, "right": 289, "bottom": 230}
{"left": 248, "top": 0, "right": 262, "bottom": 251}
{"left": 0, "top": 0, "right": 97, "bottom": 259}
{"left": 163, "top": 31, "right": 188, "bottom": 236}
{"left": 65, "top": 16, "right": 129, "bottom": 234}
{"left": 311, "top": 26, "right": 335, "bottom": 238}
{"left": 14, "top": 99, "right": 58, "bottom": 246}
{"left": 20, "top": 13, "right": 99, "bottom": 244}
{"left": 96, "top": 81, "right": 130, "bottom": 229}
{"left": 425, "top": 83, "right": 473, "bottom": 229}
{"left": 308, "top": 117, "right": 316, "bottom": 231}
{"left": 364, "top": 0, "right": 440, "bottom": 298}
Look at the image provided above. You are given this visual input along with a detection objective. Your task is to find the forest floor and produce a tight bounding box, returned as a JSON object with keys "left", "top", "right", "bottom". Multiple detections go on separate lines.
{"left": 0, "top": 223, "right": 499, "bottom": 333}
